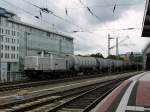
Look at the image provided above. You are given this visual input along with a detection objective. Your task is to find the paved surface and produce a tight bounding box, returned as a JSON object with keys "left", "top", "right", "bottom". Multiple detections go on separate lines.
{"left": 92, "top": 71, "right": 150, "bottom": 112}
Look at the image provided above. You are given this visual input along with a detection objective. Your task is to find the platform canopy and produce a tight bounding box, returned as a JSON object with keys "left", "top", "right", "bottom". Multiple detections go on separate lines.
{"left": 142, "top": 0, "right": 150, "bottom": 37}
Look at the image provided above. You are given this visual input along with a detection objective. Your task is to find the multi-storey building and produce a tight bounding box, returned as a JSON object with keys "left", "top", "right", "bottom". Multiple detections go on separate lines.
{"left": 0, "top": 7, "right": 74, "bottom": 82}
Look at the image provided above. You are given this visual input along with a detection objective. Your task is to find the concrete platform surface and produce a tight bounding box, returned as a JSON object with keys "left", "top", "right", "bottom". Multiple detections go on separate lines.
{"left": 92, "top": 71, "right": 150, "bottom": 112}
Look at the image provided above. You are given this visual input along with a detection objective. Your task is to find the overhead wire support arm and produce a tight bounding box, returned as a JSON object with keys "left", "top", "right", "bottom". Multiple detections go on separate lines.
{"left": 22, "top": 0, "right": 89, "bottom": 31}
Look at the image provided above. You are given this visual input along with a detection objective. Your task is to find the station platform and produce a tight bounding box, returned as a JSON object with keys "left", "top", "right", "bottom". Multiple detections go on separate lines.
{"left": 92, "top": 71, "right": 150, "bottom": 112}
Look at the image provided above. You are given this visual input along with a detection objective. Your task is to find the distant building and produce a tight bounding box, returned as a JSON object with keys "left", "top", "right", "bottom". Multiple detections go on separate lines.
{"left": 119, "top": 54, "right": 129, "bottom": 62}
{"left": 120, "top": 52, "right": 143, "bottom": 63}
{"left": 0, "top": 7, "right": 74, "bottom": 82}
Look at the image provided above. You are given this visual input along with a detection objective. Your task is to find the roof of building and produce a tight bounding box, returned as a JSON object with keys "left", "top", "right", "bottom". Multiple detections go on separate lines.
{"left": 93, "top": 72, "right": 150, "bottom": 112}
{"left": 142, "top": 0, "right": 150, "bottom": 37}
{"left": 0, "top": 7, "right": 74, "bottom": 40}
{"left": 0, "top": 7, "right": 16, "bottom": 17}
{"left": 7, "top": 18, "right": 74, "bottom": 40}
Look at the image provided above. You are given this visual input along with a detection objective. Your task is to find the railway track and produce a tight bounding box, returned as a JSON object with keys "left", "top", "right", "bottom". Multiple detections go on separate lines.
{"left": 0, "top": 71, "right": 141, "bottom": 92}
{"left": 0, "top": 74, "right": 106, "bottom": 92}
{"left": 0, "top": 75, "right": 131, "bottom": 112}
{"left": 47, "top": 79, "right": 122, "bottom": 112}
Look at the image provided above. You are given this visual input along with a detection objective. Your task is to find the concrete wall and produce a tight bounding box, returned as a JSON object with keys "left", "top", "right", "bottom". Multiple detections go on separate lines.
{"left": 143, "top": 44, "right": 150, "bottom": 70}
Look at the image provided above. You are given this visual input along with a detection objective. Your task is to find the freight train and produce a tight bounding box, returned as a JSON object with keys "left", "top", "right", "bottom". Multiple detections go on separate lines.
{"left": 24, "top": 55, "right": 141, "bottom": 80}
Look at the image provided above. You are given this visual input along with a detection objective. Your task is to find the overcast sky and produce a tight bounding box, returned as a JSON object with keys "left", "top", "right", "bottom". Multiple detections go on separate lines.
{"left": 0, "top": 0, "right": 150, "bottom": 57}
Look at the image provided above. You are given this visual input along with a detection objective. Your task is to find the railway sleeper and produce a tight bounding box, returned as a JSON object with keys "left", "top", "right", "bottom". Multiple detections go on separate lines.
{"left": 57, "top": 108, "right": 84, "bottom": 112}
{"left": 0, "top": 96, "right": 61, "bottom": 112}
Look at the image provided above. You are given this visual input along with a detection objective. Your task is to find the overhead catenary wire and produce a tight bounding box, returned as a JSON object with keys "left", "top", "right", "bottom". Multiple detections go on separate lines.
{"left": 1, "top": 0, "right": 141, "bottom": 35}
{"left": 0, "top": 0, "right": 65, "bottom": 33}
{"left": 1, "top": 0, "right": 86, "bottom": 34}
{"left": 1, "top": 0, "right": 135, "bottom": 35}
{"left": 22, "top": 0, "right": 87, "bottom": 30}
{"left": 22, "top": 0, "right": 142, "bottom": 33}
{"left": 23, "top": 0, "right": 104, "bottom": 35}
{"left": 1, "top": 0, "right": 98, "bottom": 37}
{"left": 78, "top": 0, "right": 105, "bottom": 23}
{"left": 0, "top": 0, "right": 141, "bottom": 54}
{"left": 77, "top": 0, "right": 114, "bottom": 32}
{"left": 65, "top": 0, "right": 69, "bottom": 16}
{"left": 113, "top": 0, "right": 119, "bottom": 13}
{"left": 43, "top": 3, "right": 143, "bottom": 11}
{"left": 113, "top": 4, "right": 116, "bottom": 13}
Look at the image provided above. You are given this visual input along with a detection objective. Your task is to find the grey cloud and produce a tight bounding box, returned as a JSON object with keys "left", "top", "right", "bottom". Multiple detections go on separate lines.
{"left": 0, "top": 0, "right": 145, "bottom": 32}
{"left": 0, "top": 0, "right": 147, "bottom": 55}
{"left": 81, "top": 0, "right": 145, "bottom": 25}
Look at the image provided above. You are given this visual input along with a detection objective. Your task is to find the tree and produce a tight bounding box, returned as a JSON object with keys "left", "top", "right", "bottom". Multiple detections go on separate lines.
{"left": 90, "top": 53, "right": 104, "bottom": 58}
{"left": 129, "top": 52, "right": 143, "bottom": 63}
{"left": 107, "top": 55, "right": 124, "bottom": 60}
{"left": 129, "top": 52, "right": 134, "bottom": 62}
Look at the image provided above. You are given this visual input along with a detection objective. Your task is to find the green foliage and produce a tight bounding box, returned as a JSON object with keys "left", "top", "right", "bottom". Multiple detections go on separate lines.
{"left": 107, "top": 55, "right": 124, "bottom": 60}
{"left": 129, "top": 52, "right": 143, "bottom": 63}
{"left": 90, "top": 53, "right": 104, "bottom": 58}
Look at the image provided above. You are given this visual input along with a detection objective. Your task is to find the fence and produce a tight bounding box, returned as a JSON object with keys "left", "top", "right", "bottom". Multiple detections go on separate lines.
{"left": 0, "top": 72, "right": 28, "bottom": 83}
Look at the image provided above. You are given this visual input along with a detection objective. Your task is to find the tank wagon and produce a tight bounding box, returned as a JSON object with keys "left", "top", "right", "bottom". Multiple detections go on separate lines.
{"left": 24, "top": 55, "right": 141, "bottom": 80}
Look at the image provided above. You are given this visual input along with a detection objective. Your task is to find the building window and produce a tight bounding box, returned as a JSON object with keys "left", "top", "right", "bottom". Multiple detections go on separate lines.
{"left": 1, "top": 53, "right": 3, "bottom": 58}
{"left": 0, "top": 36, "right": 3, "bottom": 42}
{"left": 17, "top": 32, "right": 19, "bottom": 37}
{"left": 11, "top": 54, "right": 13, "bottom": 59}
{"left": 11, "top": 46, "right": 13, "bottom": 51}
{"left": 11, "top": 39, "right": 16, "bottom": 43}
{"left": 12, "top": 31, "right": 13, "bottom": 36}
{"left": 11, "top": 31, "right": 16, "bottom": 36}
{"left": 10, "top": 54, "right": 16, "bottom": 59}
{"left": 1, "top": 28, "right": 4, "bottom": 34}
{"left": 1, "top": 45, "right": 3, "bottom": 50}
{"left": 17, "top": 54, "right": 19, "bottom": 59}
{"left": 5, "top": 53, "right": 7, "bottom": 58}
{"left": 14, "top": 31, "right": 15, "bottom": 36}
{"left": 7, "top": 38, "right": 10, "bottom": 43}
{"left": 7, "top": 30, "right": 10, "bottom": 35}
{"left": 5, "top": 29, "right": 7, "bottom": 34}
{"left": 17, "top": 39, "right": 19, "bottom": 43}
{"left": 0, "top": 17, "right": 1, "bottom": 25}
{"left": 17, "top": 46, "right": 19, "bottom": 51}
{"left": 6, "top": 38, "right": 9, "bottom": 43}
{"left": 8, "top": 53, "right": 9, "bottom": 59}
{"left": 8, "top": 46, "right": 10, "bottom": 51}
{"left": 11, "top": 46, "right": 15, "bottom": 51}
{"left": 5, "top": 45, "right": 7, "bottom": 50}
{"left": 47, "top": 32, "right": 51, "bottom": 37}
